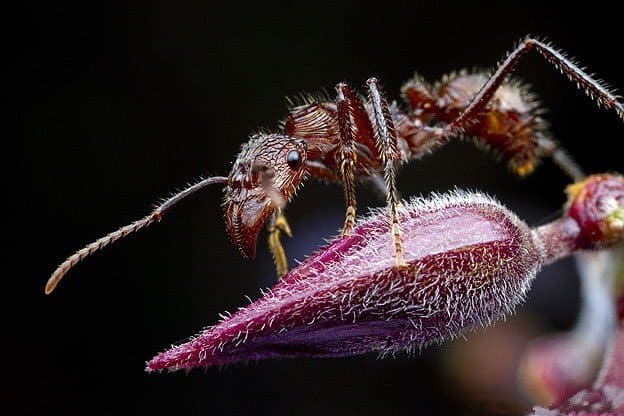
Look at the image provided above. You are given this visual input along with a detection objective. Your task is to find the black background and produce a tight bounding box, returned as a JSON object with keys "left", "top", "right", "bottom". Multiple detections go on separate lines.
{"left": 8, "top": 2, "right": 624, "bottom": 415}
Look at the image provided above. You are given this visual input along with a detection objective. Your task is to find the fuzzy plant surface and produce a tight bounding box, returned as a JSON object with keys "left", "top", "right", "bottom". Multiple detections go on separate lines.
{"left": 147, "top": 173, "right": 623, "bottom": 374}
{"left": 149, "top": 190, "right": 540, "bottom": 369}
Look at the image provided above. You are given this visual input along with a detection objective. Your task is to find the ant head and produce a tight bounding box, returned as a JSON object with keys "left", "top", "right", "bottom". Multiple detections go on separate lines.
{"left": 224, "top": 134, "right": 307, "bottom": 259}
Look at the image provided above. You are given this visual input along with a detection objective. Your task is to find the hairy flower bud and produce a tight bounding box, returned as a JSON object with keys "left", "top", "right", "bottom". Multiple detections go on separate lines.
{"left": 566, "top": 173, "right": 624, "bottom": 250}
{"left": 532, "top": 174, "right": 624, "bottom": 266}
{"left": 147, "top": 175, "right": 624, "bottom": 372}
{"left": 147, "top": 191, "right": 543, "bottom": 371}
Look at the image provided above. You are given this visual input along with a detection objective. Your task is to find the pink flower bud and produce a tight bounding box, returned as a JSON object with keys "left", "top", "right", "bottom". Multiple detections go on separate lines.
{"left": 147, "top": 191, "right": 543, "bottom": 371}
{"left": 531, "top": 174, "right": 624, "bottom": 266}
{"left": 566, "top": 173, "right": 624, "bottom": 250}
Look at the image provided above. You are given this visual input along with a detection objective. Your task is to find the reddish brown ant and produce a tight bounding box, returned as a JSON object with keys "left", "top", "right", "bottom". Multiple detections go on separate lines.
{"left": 45, "top": 36, "right": 624, "bottom": 294}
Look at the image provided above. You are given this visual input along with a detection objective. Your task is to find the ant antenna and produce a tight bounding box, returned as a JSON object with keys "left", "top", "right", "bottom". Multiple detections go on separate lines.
{"left": 45, "top": 176, "right": 229, "bottom": 295}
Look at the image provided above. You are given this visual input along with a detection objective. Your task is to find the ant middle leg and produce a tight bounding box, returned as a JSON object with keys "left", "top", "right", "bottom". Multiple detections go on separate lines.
{"left": 335, "top": 83, "right": 360, "bottom": 237}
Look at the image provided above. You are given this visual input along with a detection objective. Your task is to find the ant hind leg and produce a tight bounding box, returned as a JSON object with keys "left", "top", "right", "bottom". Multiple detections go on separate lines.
{"left": 440, "top": 36, "right": 623, "bottom": 180}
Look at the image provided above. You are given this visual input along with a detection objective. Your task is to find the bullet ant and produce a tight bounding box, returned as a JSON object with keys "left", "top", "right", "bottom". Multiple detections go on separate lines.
{"left": 46, "top": 36, "right": 624, "bottom": 294}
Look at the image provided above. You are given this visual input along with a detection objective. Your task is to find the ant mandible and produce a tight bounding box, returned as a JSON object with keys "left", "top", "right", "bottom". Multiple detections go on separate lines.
{"left": 45, "top": 36, "right": 624, "bottom": 294}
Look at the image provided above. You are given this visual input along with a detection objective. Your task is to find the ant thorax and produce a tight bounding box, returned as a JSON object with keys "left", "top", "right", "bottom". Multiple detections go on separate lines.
{"left": 284, "top": 71, "right": 548, "bottom": 181}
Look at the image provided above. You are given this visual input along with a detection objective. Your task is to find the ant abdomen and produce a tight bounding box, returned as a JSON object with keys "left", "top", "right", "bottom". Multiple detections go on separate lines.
{"left": 402, "top": 71, "right": 548, "bottom": 175}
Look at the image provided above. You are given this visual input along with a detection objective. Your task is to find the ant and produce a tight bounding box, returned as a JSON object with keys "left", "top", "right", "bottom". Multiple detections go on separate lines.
{"left": 45, "top": 36, "right": 624, "bottom": 294}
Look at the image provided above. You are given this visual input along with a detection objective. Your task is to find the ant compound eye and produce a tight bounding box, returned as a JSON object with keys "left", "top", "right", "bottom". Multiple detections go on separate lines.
{"left": 286, "top": 150, "right": 302, "bottom": 170}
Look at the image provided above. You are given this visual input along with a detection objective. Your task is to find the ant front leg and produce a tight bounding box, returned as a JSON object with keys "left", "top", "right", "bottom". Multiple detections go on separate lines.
{"left": 253, "top": 162, "right": 292, "bottom": 278}
{"left": 441, "top": 36, "right": 624, "bottom": 180}
{"left": 366, "top": 78, "right": 407, "bottom": 267}
{"left": 267, "top": 209, "right": 292, "bottom": 278}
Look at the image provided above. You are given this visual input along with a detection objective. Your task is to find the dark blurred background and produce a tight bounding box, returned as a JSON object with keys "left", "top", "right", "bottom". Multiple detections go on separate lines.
{"left": 8, "top": 2, "right": 623, "bottom": 415}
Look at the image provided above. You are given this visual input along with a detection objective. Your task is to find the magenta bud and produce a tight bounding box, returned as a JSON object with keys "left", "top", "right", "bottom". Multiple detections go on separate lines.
{"left": 531, "top": 174, "right": 624, "bottom": 267}
{"left": 147, "top": 191, "right": 543, "bottom": 371}
{"left": 566, "top": 173, "right": 624, "bottom": 250}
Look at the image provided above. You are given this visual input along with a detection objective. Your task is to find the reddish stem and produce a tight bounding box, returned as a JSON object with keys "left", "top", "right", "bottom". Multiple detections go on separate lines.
{"left": 532, "top": 217, "right": 581, "bottom": 266}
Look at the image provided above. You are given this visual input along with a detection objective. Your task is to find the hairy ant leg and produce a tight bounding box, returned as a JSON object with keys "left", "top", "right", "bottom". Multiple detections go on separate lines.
{"left": 267, "top": 210, "right": 292, "bottom": 278}
{"left": 440, "top": 37, "right": 623, "bottom": 179}
{"left": 335, "top": 83, "right": 362, "bottom": 237}
{"left": 253, "top": 161, "right": 292, "bottom": 277}
{"left": 366, "top": 77, "right": 407, "bottom": 267}
{"left": 537, "top": 137, "right": 586, "bottom": 181}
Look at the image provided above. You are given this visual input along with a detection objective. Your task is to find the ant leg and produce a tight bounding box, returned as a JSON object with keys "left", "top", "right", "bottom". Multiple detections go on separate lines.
{"left": 537, "top": 137, "right": 586, "bottom": 181}
{"left": 439, "top": 36, "right": 623, "bottom": 178}
{"left": 267, "top": 210, "right": 292, "bottom": 278}
{"left": 335, "top": 83, "right": 359, "bottom": 237}
{"left": 366, "top": 78, "right": 407, "bottom": 267}
{"left": 253, "top": 162, "right": 293, "bottom": 277}
{"left": 443, "top": 37, "right": 624, "bottom": 136}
